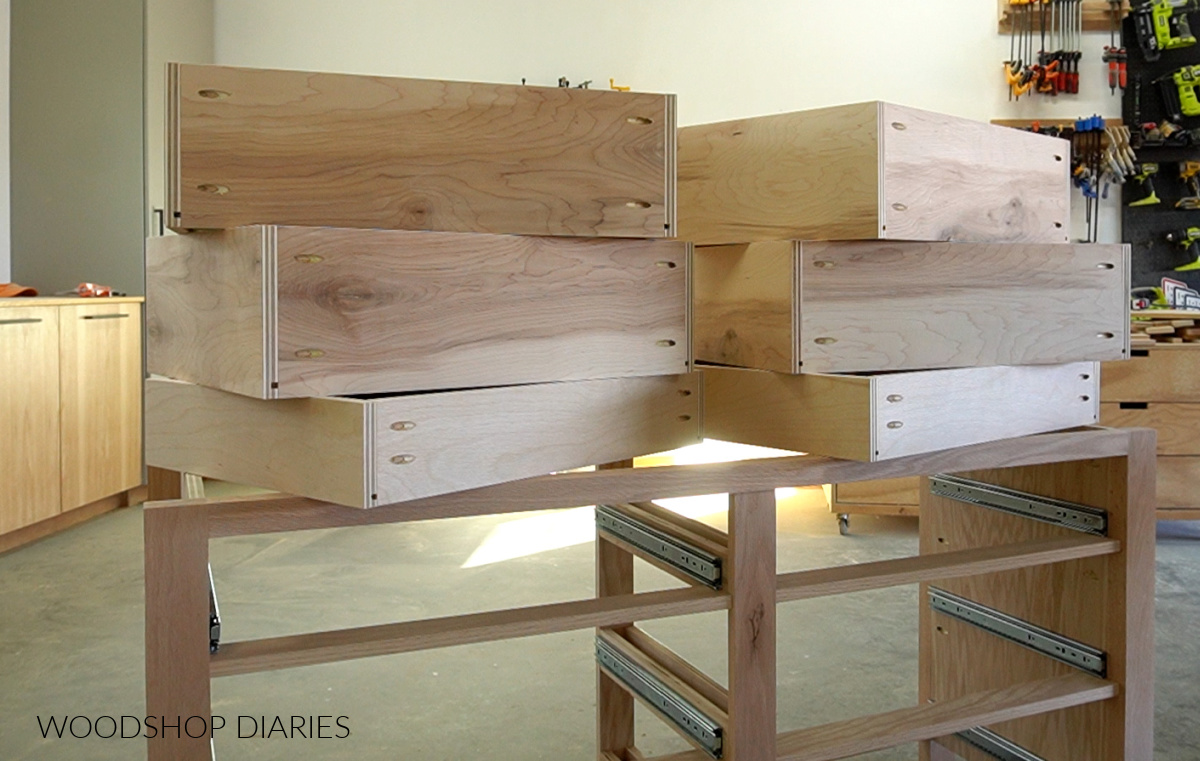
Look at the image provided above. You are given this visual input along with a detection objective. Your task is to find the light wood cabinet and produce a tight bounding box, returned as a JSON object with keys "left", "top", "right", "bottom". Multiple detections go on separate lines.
{"left": 0, "top": 298, "right": 144, "bottom": 550}
{"left": 0, "top": 306, "right": 62, "bottom": 534}
{"left": 59, "top": 301, "right": 143, "bottom": 510}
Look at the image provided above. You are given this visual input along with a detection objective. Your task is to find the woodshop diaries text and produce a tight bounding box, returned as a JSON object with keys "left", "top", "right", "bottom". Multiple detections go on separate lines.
{"left": 36, "top": 715, "right": 351, "bottom": 739}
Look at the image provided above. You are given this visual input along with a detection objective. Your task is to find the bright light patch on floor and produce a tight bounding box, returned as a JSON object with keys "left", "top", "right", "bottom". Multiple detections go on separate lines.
{"left": 461, "top": 439, "right": 810, "bottom": 568}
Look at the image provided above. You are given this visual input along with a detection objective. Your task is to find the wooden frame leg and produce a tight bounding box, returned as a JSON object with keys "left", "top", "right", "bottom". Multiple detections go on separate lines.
{"left": 597, "top": 461, "right": 635, "bottom": 760}
{"left": 726, "top": 490, "right": 776, "bottom": 761}
{"left": 145, "top": 502, "right": 212, "bottom": 761}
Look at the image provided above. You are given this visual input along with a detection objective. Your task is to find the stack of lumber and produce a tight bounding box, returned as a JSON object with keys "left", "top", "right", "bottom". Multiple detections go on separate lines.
{"left": 679, "top": 101, "right": 1131, "bottom": 462}
{"left": 146, "top": 64, "right": 700, "bottom": 508}
{"left": 1130, "top": 310, "right": 1200, "bottom": 348}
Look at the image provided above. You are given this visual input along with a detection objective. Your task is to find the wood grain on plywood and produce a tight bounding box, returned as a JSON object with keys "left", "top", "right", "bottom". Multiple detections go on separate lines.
{"left": 371, "top": 374, "right": 701, "bottom": 505}
{"left": 146, "top": 229, "right": 269, "bottom": 398}
{"left": 871, "top": 363, "right": 1099, "bottom": 460}
{"left": 702, "top": 365, "right": 873, "bottom": 460}
{"left": 797, "top": 241, "right": 1128, "bottom": 373}
{"left": 880, "top": 104, "right": 1069, "bottom": 244}
{"left": 1100, "top": 403, "right": 1200, "bottom": 455}
{"left": 703, "top": 363, "right": 1098, "bottom": 462}
{"left": 692, "top": 242, "right": 796, "bottom": 372}
{"left": 274, "top": 227, "right": 689, "bottom": 397}
{"left": 1157, "top": 456, "right": 1200, "bottom": 508}
{"left": 169, "top": 64, "right": 673, "bottom": 238}
{"left": 145, "top": 377, "right": 369, "bottom": 507}
{"left": 919, "top": 452, "right": 1151, "bottom": 759}
{"left": 726, "top": 490, "right": 776, "bottom": 761}
{"left": 678, "top": 102, "right": 881, "bottom": 245}
{"left": 1102, "top": 347, "right": 1200, "bottom": 401}
{"left": 0, "top": 306, "right": 60, "bottom": 534}
{"left": 59, "top": 302, "right": 143, "bottom": 511}
{"left": 149, "top": 226, "right": 689, "bottom": 398}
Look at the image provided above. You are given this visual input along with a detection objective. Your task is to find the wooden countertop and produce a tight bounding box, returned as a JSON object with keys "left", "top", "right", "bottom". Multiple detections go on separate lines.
{"left": 0, "top": 296, "right": 144, "bottom": 307}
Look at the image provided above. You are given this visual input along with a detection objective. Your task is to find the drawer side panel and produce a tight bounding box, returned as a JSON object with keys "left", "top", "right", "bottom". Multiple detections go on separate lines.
{"left": 873, "top": 363, "right": 1099, "bottom": 460}
{"left": 169, "top": 64, "right": 671, "bottom": 238}
{"left": 274, "top": 228, "right": 689, "bottom": 397}
{"left": 371, "top": 374, "right": 702, "bottom": 506}
{"left": 798, "top": 241, "right": 1129, "bottom": 374}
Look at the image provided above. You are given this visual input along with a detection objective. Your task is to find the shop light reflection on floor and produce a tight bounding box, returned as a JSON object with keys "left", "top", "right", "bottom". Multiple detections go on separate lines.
{"left": 461, "top": 439, "right": 804, "bottom": 568}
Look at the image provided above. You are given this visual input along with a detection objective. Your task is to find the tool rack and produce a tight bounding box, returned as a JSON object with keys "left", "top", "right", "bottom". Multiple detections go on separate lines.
{"left": 144, "top": 426, "right": 1155, "bottom": 761}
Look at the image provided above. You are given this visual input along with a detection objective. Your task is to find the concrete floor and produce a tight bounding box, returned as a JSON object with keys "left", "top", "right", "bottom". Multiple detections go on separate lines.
{"left": 1, "top": 487, "right": 1197, "bottom": 760}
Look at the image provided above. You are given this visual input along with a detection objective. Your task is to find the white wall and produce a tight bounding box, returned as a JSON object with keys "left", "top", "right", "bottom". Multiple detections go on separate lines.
{"left": 0, "top": 0, "right": 10, "bottom": 283}
{"left": 146, "top": 0, "right": 214, "bottom": 237}
{"left": 214, "top": 0, "right": 1123, "bottom": 241}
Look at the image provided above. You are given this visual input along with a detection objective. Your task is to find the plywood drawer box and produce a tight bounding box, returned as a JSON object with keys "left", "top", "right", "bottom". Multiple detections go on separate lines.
{"left": 702, "top": 363, "right": 1098, "bottom": 462}
{"left": 1102, "top": 346, "right": 1200, "bottom": 402}
{"left": 678, "top": 102, "right": 1069, "bottom": 245}
{"left": 146, "top": 374, "right": 701, "bottom": 508}
{"left": 1158, "top": 456, "right": 1200, "bottom": 508}
{"left": 147, "top": 226, "right": 689, "bottom": 399}
{"left": 693, "top": 240, "right": 1129, "bottom": 374}
{"left": 168, "top": 63, "right": 675, "bottom": 238}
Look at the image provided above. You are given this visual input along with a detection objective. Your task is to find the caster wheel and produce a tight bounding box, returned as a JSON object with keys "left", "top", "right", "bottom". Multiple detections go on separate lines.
{"left": 837, "top": 513, "right": 850, "bottom": 536}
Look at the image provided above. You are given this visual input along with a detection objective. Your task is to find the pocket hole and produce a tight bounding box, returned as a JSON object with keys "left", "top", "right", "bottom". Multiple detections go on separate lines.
{"left": 1055, "top": 155, "right": 1063, "bottom": 161}
{"left": 294, "top": 255, "right": 324, "bottom": 264}
{"left": 1080, "top": 373, "right": 1091, "bottom": 380}
{"left": 814, "top": 337, "right": 837, "bottom": 345}
{"left": 294, "top": 349, "right": 325, "bottom": 359}
{"left": 891, "top": 122, "right": 907, "bottom": 131}
{"left": 197, "top": 183, "right": 229, "bottom": 195}
{"left": 198, "top": 89, "right": 231, "bottom": 99}
{"left": 390, "top": 421, "right": 416, "bottom": 431}
{"left": 891, "top": 202, "right": 908, "bottom": 211}
{"left": 886, "top": 421, "right": 904, "bottom": 430}
{"left": 1055, "top": 222, "right": 1063, "bottom": 228}
{"left": 814, "top": 260, "right": 835, "bottom": 269}
{"left": 678, "top": 389, "right": 692, "bottom": 397}
{"left": 937, "top": 537, "right": 947, "bottom": 544}
{"left": 1098, "top": 332, "right": 1114, "bottom": 339}
{"left": 390, "top": 454, "right": 416, "bottom": 465}
{"left": 626, "top": 116, "right": 653, "bottom": 125}
{"left": 678, "top": 415, "right": 692, "bottom": 422}
{"left": 1081, "top": 395, "right": 1091, "bottom": 402}
{"left": 656, "top": 260, "right": 677, "bottom": 269}
{"left": 1097, "top": 262, "right": 1115, "bottom": 269}
{"left": 626, "top": 200, "right": 652, "bottom": 209}
{"left": 886, "top": 394, "right": 904, "bottom": 403}
{"left": 657, "top": 339, "right": 677, "bottom": 347}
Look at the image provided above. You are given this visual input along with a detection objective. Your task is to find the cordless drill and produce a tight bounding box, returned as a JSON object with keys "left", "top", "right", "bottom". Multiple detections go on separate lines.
{"left": 1129, "top": 163, "right": 1161, "bottom": 206}
{"left": 1168, "top": 227, "right": 1200, "bottom": 270}
{"left": 1177, "top": 161, "right": 1200, "bottom": 209}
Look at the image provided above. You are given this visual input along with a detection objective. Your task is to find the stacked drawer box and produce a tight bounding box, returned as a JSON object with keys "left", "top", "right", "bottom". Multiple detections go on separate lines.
{"left": 146, "top": 64, "right": 700, "bottom": 508}
{"left": 1101, "top": 346, "right": 1200, "bottom": 519}
{"left": 680, "top": 102, "right": 1131, "bottom": 465}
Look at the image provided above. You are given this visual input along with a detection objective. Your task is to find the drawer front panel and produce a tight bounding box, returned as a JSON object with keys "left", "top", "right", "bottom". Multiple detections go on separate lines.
{"left": 1102, "top": 348, "right": 1200, "bottom": 402}
{"left": 275, "top": 227, "right": 689, "bottom": 397}
{"left": 799, "top": 241, "right": 1128, "bottom": 374}
{"left": 1158, "top": 456, "right": 1200, "bottom": 509}
{"left": 1099, "top": 402, "right": 1200, "bottom": 455}
{"left": 833, "top": 477, "right": 921, "bottom": 507}
{"left": 170, "top": 64, "right": 673, "bottom": 238}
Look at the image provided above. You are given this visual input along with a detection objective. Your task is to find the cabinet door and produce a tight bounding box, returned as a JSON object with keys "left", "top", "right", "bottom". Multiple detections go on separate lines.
{"left": 60, "top": 302, "right": 142, "bottom": 510}
{"left": 0, "top": 307, "right": 61, "bottom": 533}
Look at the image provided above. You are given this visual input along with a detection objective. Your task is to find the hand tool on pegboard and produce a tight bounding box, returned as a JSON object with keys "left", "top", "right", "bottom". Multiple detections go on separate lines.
{"left": 1167, "top": 227, "right": 1200, "bottom": 269}
{"left": 1105, "top": 0, "right": 1130, "bottom": 92}
{"left": 1129, "top": 162, "right": 1163, "bottom": 203}
{"left": 1176, "top": 160, "right": 1200, "bottom": 206}
{"left": 1157, "top": 64, "right": 1200, "bottom": 120}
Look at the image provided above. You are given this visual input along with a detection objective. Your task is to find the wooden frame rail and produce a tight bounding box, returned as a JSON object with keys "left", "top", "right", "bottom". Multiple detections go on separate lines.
{"left": 144, "top": 427, "right": 1154, "bottom": 761}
